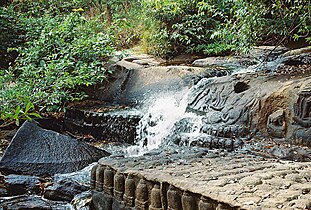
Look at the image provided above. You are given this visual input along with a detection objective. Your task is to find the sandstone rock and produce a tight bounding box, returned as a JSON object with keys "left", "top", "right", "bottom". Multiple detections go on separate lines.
{"left": 0, "top": 121, "right": 110, "bottom": 176}
{"left": 283, "top": 46, "right": 311, "bottom": 57}
{"left": 93, "top": 151, "right": 311, "bottom": 210}
{"left": 267, "top": 109, "right": 286, "bottom": 138}
{"left": 192, "top": 56, "right": 254, "bottom": 68}
{"left": 92, "top": 64, "right": 208, "bottom": 104}
{"left": 186, "top": 71, "right": 311, "bottom": 147}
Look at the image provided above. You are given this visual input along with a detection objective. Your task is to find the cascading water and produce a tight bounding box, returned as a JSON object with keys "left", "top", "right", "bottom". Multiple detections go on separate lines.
{"left": 126, "top": 89, "right": 190, "bottom": 156}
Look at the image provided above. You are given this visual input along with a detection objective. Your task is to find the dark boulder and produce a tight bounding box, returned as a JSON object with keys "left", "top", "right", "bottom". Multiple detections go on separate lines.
{"left": 43, "top": 178, "right": 88, "bottom": 202}
{"left": 1, "top": 174, "right": 42, "bottom": 196}
{"left": 0, "top": 121, "right": 110, "bottom": 176}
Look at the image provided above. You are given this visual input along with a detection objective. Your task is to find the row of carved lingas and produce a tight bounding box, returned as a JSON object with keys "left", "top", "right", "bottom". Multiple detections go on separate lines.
{"left": 91, "top": 164, "right": 235, "bottom": 210}
{"left": 201, "top": 124, "right": 250, "bottom": 139}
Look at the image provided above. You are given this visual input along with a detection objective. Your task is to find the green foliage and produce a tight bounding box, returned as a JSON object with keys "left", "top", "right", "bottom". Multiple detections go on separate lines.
{"left": 0, "top": 2, "right": 114, "bottom": 125}
{"left": 101, "top": 0, "right": 143, "bottom": 49}
{"left": 0, "top": 6, "right": 24, "bottom": 69}
{"left": 143, "top": 0, "right": 222, "bottom": 56}
{"left": 1, "top": 102, "right": 41, "bottom": 126}
{"left": 143, "top": 0, "right": 310, "bottom": 56}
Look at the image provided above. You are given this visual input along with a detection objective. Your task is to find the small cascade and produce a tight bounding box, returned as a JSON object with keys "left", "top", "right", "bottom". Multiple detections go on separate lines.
{"left": 126, "top": 89, "right": 190, "bottom": 156}
{"left": 232, "top": 55, "right": 288, "bottom": 74}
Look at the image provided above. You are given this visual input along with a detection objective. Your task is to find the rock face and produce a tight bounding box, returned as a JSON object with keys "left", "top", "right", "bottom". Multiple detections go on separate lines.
{"left": 0, "top": 174, "right": 41, "bottom": 196}
{"left": 0, "top": 121, "right": 110, "bottom": 176}
{"left": 182, "top": 64, "right": 311, "bottom": 147}
{"left": 89, "top": 50, "right": 311, "bottom": 210}
{"left": 87, "top": 54, "right": 229, "bottom": 105}
{"left": 64, "top": 106, "right": 142, "bottom": 144}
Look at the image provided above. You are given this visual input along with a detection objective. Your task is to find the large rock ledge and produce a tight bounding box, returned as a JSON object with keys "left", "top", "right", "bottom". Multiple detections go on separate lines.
{"left": 91, "top": 150, "right": 311, "bottom": 210}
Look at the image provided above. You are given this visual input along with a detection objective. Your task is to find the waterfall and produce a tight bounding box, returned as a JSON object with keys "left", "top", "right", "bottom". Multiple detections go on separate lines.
{"left": 126, "top": 88, "right": 190, "bottom": 157}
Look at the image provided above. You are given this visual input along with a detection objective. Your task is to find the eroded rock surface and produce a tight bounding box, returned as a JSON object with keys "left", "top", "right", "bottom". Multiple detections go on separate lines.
{"left": 64, "top": 104, "right": 142, "bottom": 144}
{"left": 92, "top": 148, "right": 311, "bottom": 210}
{"left": 0, "top": 121, "right": 110, "bottom": 176}
{"left": 181, "top": 62, "right": 311, "bottom": 148}
{"left": 88, "top": 54, "right": 230, "bottom": 105}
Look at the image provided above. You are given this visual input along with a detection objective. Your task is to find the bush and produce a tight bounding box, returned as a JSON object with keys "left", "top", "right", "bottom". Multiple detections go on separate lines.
{"left": 142, "top": 0, "right": 222, "bottom": 56}
{"left": 0, "top": 6, "right": 24, "bottom": 69}
{"left": 0, "top": 3, "right": 115, "bottom": 124}
{"left": 97, "top": 0, "right": 143, "bottom": 49}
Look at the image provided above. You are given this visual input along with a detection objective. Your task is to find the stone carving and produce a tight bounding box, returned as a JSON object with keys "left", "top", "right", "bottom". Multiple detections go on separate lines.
{"left": 180, "top": 70, "right": 311, "bottom": 148}
{"left": 135, "top": 179, "right": 148, "bottom": 210}
{"left": 167, "top": 185, "right": 182, "bottom": 210}
{"left": 103, "top": 167, "right": 114, "bottom": 196}
{"left": 182, "top": 191, "right": 195, "bottom": 210}
{"left": 124, "top": 174, "right": 135, "bottom": 207}
{"left": 292, "top": 85, "right": 311, "bottom": 146}
{"left": 187, "top": 77, "right": 257, "bottom": 133}
{"left": 171, "top": 75, "right": 257, "bottom": 150}
{"left": 114, "top": 172, "right": 125, "bottom": 201}
{"left": 95, "top": 165, "right": 104, "bottom": 192}
{"left": 90, "top": 164, "right": 98, "bottom": 190}
{"left": 150, "top": 184, "right": 162, "bottom": 210}
{"left": 199, "top": 196, "right": 214, "bottom": 210}
{"left": 293, "top": 88, "right": 311, "bottom": 128}
{"left": 267, "top": 109, "right": 286, "bottom": 138}
{"left": 91, "top": 163, "right": 248, "bottom": 210}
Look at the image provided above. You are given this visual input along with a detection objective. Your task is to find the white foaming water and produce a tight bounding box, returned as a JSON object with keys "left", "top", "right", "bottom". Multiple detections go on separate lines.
{"left": 126, "top": 89, "right": 189, "bottom": 157}
{"left": 232, "top": 55, "right": 286, "bottom": 75}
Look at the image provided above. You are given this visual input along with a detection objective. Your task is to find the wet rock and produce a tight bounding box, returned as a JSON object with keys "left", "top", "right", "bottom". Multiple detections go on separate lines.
{"left": 0, "top": 121, "right": 110, "bottom": 176}
{"left": 283, "top": 47, "right": 311, "bottom": 57}
{"left": 64, "top": 107, "right": 141, "bottom": 144}
{"left": 44, "top": 178, "right": 89, "bottom": 202}
{"left": 186, "top": 70, "right": 311, "bottom": 148}
{"left": 54, "top": 163, "right": 95, "bottom": 187}
{"left": 71, "top": 191, "right": 92, "bottom": 210}
{"left": 3, "top": 174, "right": 41, "bottom": 196}
{"left": 89, "top": 59, "right": 208, "bottom": 105}
{"left": 192, "top": 56, "right": 255, "bottom": 68}
{"left": 0, "top": 195, "right": 72, "bottom": 210}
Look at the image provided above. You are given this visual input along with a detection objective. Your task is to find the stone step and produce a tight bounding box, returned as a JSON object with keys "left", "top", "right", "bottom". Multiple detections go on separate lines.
{"left": 64, "top": 107, "right": 142, "bottom": 144}
{"left": 91, "top": 150, "right": 311, "bottom": 210}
